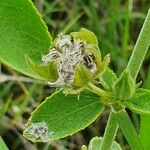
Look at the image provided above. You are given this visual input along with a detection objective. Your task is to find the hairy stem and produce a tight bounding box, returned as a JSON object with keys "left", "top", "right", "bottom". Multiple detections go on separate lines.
{"left": 101, "top": 112, "right": 118, "bottom": 150}
{"left": 114, "top": 111, "right": 144, "bottom": 150}
{"left": 100, "top": 8, "right": 150, "bottom": 150}
{"left": 127, "top": 9, "right": 150, "bottom": 80}
{"left": 88, "top": 83, "right": 108, "bottom": 97}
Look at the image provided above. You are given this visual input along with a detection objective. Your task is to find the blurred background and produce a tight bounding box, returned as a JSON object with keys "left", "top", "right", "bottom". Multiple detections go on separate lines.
{"left": 0, "top": 0, "right": 150, "bottom": 149}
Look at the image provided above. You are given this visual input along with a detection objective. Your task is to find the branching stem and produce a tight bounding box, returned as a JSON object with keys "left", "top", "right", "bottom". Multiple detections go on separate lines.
{"left": 100, "top": 9, "right": 150, "bottom": 150}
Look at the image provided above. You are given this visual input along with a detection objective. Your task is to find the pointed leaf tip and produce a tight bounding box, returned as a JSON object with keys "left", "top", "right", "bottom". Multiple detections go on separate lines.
{"left": 113, "top": 69, "right": 135, "bottom": 101}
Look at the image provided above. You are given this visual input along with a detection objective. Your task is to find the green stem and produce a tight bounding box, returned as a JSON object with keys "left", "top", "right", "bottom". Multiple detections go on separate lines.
{"left": 125, "top": 8, "right": 150, "bottom": 150}
{"left": 127, "top": 9, "right": 150, "bottom": 80}
{"left": 140, "top": 66, "right": 150, "bottom": 150}
{"left": 114, "top": 111, "right": 144, "bottom": 150}
{"left": 100, "top": 112, "right": 118, "bottom": 150}
{"left": 88, "top": 83, "right": 108, "bottom": 97}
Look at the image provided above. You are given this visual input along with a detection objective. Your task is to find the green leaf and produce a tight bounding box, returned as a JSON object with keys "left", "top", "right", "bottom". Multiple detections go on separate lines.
{"left": 95, "top": 53, "right": 110, "bottom": 77}
{"left": 88, "top": 137, "right": 122, "bottom": 150}
{"left": 126, "top": 88, "right": 150, "bottom": 114}
{"left": 0, "top": 136, "right": 8, "bottom": 150}
{"left": 0, "top": 0, "right": 52, "bottom": 78}
{"left": 99, "top": 67, "right": 117, "bottom": 91}
{"left": 70, "top": 28, "right": 98, "bottom": 45}
{"left": 112, "top": 69, "right": 135, "bottom": 101}
{"left": 73, "top": 64, "right": 93, "bottom": 88}
{"left": 23, "top": 90, "right": 104, "bottom": 142}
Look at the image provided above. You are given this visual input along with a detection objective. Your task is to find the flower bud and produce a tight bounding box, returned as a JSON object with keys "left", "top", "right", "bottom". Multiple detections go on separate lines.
{"left": 112, "top": 69, "right": 135, "bottom": 101}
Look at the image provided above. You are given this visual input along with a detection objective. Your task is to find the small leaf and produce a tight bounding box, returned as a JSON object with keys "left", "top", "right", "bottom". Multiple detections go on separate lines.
{"left": 99, "top": 67, "right": 117, "bottom": 91}
{"left": 126, "top": 88, "right": 150, "bottom": 114}
{"left": 112, "top": 69, "right": 135, "bottom": 101}
{"left": 27, "top": 57, "right": 58, "bottom": 81}
{"left": 88, "top": 137, "right": 122, "bottom": 150}
{"left": 23, "top": 90, "right": 104, "bottom": 142}
{"left": 0, "top": 0, "right": 52, "bottom": 78}
{"left": 70, "top": 28, "right": 98, "bottom": 45}
{"left": 73, "top": 64, "right": 93, "bottom": 88}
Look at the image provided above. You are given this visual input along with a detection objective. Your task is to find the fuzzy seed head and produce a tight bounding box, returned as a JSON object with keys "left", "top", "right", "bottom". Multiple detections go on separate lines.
{"left": 42, "top": 34, "right": 97, "bottom": 87}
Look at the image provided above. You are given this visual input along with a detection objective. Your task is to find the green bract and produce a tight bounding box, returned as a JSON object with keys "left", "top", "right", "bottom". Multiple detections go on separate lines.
{"left": 112, "top": 69, "right": 135, "bottom": 101}
{"left": 70, "top": 28, "right": 98, "bottom": 45}
{"left": 107, "top": 70, "right": 135, "bottom": 111}
{"left": 99, "top": 67, "right": 117, "bottom": 91}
